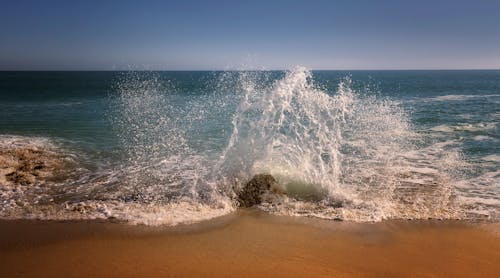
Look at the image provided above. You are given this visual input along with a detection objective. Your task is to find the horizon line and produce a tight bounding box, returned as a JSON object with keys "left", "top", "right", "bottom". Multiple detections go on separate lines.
{"left": 1, "top": 68, "right": 500, "bottom": 72}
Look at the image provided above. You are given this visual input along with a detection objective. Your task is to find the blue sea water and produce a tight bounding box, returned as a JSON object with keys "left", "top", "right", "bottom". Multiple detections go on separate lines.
{"left": 0, "top": 69, "right": 498, "bottom": 225}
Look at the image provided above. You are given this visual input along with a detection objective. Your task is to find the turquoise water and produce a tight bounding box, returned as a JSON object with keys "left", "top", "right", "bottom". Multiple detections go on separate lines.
{"left": 0, "top": 69, "right": 498, "bottom": 225}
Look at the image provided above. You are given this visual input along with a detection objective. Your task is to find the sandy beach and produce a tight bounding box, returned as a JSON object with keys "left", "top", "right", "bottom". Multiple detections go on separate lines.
{"left": 1, "top": 210, "right": 499, "bottom": 277}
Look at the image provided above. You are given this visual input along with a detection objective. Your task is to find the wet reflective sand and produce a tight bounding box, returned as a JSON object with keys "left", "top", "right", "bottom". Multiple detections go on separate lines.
{"left": 1, "top": 210, "right": 499, "bottom": 277}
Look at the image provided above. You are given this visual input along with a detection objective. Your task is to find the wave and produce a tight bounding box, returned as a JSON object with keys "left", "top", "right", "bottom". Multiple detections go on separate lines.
{"left": 483, "top": 155, "right": 500, "bottom": 163}
{"left": 418, "top": 94, "right": 500, "bottom": 102}
{"left": 473, "top": 135, "right": 496, "bottom": 142}
{"left": 430, "top": 123, "right": 496, "bottom": 133}
{"left": 0, "top": 101, "right": 84, "bottom": 108}
{"left": 1, "top": 68, "right": 497, "bottom": 225}
{"left": 0, "top": 134, "right": 233, "bottom": 226}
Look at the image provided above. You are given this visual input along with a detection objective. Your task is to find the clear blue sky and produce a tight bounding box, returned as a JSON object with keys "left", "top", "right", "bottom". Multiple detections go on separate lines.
{"left": 1, "top": 0, "right": 499, "bottom": 70}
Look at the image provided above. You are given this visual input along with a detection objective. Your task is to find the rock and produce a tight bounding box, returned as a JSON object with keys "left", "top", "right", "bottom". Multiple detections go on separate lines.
{"left": 0, "top": 146, "right": 64, "bottom": 187}
{"left": 237, "top": 174, "right": 283, "bottom": 207}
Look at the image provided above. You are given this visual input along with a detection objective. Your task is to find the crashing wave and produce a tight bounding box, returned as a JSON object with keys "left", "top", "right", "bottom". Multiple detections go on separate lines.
{"left": 2, "top": 67, "right": 491, "bottom": 225}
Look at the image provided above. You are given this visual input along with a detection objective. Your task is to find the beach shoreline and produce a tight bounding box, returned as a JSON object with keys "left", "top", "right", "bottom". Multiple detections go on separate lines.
{"left": 1, "top": 210, "right": 499, "bottom": 277}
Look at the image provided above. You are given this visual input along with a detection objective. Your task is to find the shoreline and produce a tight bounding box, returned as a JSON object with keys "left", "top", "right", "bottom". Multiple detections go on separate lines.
{"left": 1, "top": 210, "right": 499, "bottom": 277}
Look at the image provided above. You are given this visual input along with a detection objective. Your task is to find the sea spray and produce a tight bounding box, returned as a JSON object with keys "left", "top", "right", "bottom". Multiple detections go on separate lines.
{"left": 0, "top": 68, "right": 470, "bottom": 224}
{"left": 215, "top": 67, "right": 462, "bottom": 220}
{"left": 109, "top": 72, "right": 235, "bottom": 215}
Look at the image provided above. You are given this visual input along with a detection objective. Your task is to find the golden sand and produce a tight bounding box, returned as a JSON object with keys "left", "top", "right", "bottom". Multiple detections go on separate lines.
{"left": 1, "top": 210, "right": 499, "bottom": 277}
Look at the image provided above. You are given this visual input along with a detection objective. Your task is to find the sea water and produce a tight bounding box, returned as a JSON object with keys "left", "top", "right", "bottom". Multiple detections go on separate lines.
{"left": 0, "top": 68, "right": 498, "bottom": 225}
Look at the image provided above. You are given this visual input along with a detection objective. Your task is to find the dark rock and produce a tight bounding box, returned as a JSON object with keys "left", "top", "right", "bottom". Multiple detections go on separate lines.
{"left": 237, "top": 174, "right": 281, "bottom": 207}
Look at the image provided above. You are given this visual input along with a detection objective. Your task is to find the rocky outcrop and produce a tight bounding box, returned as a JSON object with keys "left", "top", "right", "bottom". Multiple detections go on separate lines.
{"left": 237, "top": 174, "right": 284, "bottom": 207}
{"left": 0, "top": 146, "right": 64, "bottom": 187}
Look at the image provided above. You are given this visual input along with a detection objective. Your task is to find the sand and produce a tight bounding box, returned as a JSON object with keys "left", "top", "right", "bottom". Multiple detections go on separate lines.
{"left": 1, "top": 210, "right": 499, "bottom": 277}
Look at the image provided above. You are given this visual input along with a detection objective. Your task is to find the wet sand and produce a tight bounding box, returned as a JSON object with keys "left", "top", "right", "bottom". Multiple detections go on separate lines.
{"left": 1, "top": 210, "right": 499, "bottom": 277}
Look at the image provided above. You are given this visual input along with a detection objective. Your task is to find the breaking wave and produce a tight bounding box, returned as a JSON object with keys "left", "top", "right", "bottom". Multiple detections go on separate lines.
{"left": 2, "top": 67, "right": 496, "bottom": 225}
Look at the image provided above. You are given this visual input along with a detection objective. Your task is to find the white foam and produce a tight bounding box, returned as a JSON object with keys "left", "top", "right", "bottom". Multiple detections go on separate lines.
{"left": 0, "top": 134, "right": 56, "bottom": 149}
{"left": 482, "top": 155, "right": 500, "bottom": 163}
{"left": 473, "top": 135, "right": 495, "bottom": 141}
{"left": 430, "top": 123, "right": 496, "bottom": 133}
{"left": 0, "top": 199, "right": 235, "bottom": 226}
{"left": 113, "top": 200, "right": 234, "bottom": 226}
{"left": 430, "top": 125, "right": 454, "bottom": 132}
{"left": 420, "top": 94, "right": 500, "bottom": 102}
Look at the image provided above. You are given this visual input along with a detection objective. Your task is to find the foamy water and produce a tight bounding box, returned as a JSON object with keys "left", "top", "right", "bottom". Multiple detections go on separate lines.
{"left": 0, "top": 69, "right": 498, "bottom": 225}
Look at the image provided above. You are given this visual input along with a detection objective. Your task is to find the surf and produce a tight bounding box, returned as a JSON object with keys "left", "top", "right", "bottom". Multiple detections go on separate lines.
{"left": 0, "top": 68, "right": 480, "bottom": 225}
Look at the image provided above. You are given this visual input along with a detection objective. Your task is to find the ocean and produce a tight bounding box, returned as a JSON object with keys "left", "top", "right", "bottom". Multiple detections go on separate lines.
{"left": 0, "top": 68, "right": 498, "bottom": 225}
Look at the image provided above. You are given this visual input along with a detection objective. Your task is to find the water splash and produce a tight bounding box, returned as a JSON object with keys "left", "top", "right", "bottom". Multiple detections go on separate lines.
{"left": 216, "top": 67, "right": 462, "bottom": 220}
{"left": 110, "top": 72, "right": 225, "bottom": 205}
{"left": 0, "top": 68, "right": 470, "bottom": 225}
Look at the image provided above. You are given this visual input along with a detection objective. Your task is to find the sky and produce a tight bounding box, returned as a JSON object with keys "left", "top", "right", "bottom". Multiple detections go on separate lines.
{"left": 1, "top": 0, "right": 499, "bottom": 70}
